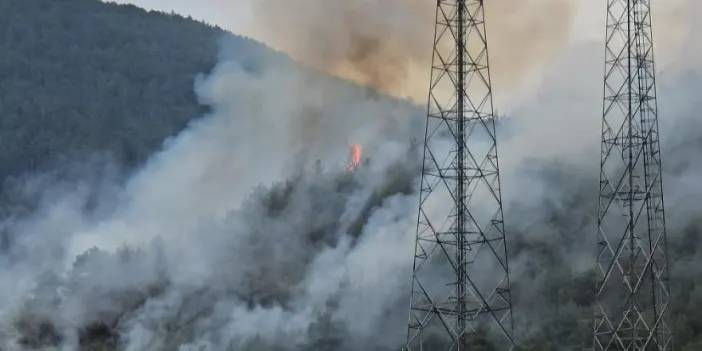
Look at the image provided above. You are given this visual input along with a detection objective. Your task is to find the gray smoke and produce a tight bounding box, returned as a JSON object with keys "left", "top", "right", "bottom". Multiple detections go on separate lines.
{"left": 246, "top": 0, "right": 577, "bottom": 101}
{"left": 0, "top": 40, "right": 425, "bottom": 350}
{"left": 4, "top": 2, "right": 702, "bottom": 350}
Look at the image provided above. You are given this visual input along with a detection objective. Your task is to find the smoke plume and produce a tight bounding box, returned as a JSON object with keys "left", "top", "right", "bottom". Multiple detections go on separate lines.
{"left": 0, "top": 39, "right": 425, "bottom": 350}
{"left": 4, "top": 1, "right": 702, "bottom": 349}
{"left": 113, "top": 0, "right": 702, "bottom": 101}
{"left": 248, "top": 0, "right": 576, "bottom": 102}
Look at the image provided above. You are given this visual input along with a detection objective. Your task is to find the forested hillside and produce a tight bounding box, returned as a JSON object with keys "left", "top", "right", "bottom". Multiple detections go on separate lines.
{"left": 0, "top": 0, "right": 271, "bottom": 177}
{"left": 2, "top": 1, "right": 702, "bottom": 350}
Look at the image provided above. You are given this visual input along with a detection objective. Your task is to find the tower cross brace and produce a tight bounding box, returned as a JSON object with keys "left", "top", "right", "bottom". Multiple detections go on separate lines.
{"left": 594, "top": 0, "right": 673, "bottom": 349}
{"left": 405, "top": 1, "right": 515, "bottom": 350}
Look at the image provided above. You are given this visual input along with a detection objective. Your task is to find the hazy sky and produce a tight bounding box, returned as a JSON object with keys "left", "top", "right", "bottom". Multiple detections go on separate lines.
{"left": 109, "top": 0, "right": 608, "bottom": 42}
{"left": 107, "top": 0, "right": 692, "bottom": 55}
{"left": 109, "top": 0, "right": 257, "bottom": 36}
{"left": 108, "top": 0, "right": 696, "bottom": 104}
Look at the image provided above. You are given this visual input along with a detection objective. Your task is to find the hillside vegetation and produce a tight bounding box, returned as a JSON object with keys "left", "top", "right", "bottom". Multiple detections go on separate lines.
{"left": 1, "top": 1, "right": 702, "bottom": 350}
{"left": 0, "top": 0, "right": 269, "bottom": 176}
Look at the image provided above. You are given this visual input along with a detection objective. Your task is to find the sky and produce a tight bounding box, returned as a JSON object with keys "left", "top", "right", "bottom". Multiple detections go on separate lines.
{"left": 110, "top": 0, "right": 603, "bottom": 40}
{"left": 3, "top": 1, "right": 700, "bottom": 348}
{"left": 106, "top": 0, "right": 688, "bottom": 51}
{"left": 110, "top": 0, "right": 256, "bottom": 36}
{"left": 106, "top": 0, "right": 584, "bottom": 102}
{"left": 107, "top": 0, "right": 698, "bottom": 107}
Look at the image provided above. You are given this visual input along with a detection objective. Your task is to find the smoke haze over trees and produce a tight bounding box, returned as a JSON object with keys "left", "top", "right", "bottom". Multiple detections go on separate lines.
{"left": 1, "top": 0, "right": 702, "bottom": 350}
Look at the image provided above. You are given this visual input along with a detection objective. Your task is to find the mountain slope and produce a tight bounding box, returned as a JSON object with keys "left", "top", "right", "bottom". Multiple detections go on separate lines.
{"left": 0, "top": 0, "right": 273, "bottom": 176}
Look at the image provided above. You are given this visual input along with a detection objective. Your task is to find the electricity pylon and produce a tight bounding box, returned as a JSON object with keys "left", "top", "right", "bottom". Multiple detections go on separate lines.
{"left": 594, "top": 0, "right": 672, "bottom": 349}
{"left": 405, "top": 0, "right": 515, "bottom": 349}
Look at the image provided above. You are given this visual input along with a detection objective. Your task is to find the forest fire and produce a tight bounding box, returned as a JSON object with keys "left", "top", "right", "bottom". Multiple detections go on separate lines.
{"left": 347, "top": 144, "right": 363, "bottom": 171}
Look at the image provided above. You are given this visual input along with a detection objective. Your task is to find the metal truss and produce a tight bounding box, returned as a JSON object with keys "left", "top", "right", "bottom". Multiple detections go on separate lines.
{"left": 405, "top": 1, "right": 515, "bottom": 350}
{"left": 594, "top": 0, "right": 672, "bottom": 349}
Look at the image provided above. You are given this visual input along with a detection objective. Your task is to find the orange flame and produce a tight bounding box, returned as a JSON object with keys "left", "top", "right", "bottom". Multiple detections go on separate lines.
{"left": 348, "top": 144, "right": 363, "bottom": 171}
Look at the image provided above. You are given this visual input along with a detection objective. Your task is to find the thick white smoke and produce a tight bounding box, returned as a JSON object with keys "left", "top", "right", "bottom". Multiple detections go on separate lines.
{"left": 0, "top": 39, "right": 424, "bottom": 349}
{"left": 5, "top": 1, "right": 702, "bottom": 349}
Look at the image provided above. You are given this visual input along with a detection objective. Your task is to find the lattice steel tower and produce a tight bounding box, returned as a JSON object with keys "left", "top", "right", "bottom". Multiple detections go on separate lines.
{"left": 594, "top": 0, "right": 672, "bottom": 349}
{"left": 405, "top": 0, "right": 514, "bottom": 349}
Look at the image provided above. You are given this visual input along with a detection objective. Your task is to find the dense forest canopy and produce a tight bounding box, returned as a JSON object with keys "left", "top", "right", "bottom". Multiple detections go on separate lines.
{"left": 1, "top": 1, "right": 702, "bottom": 351}
{"left": 0, "top": 0, "right": 272, "bottom": 176}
